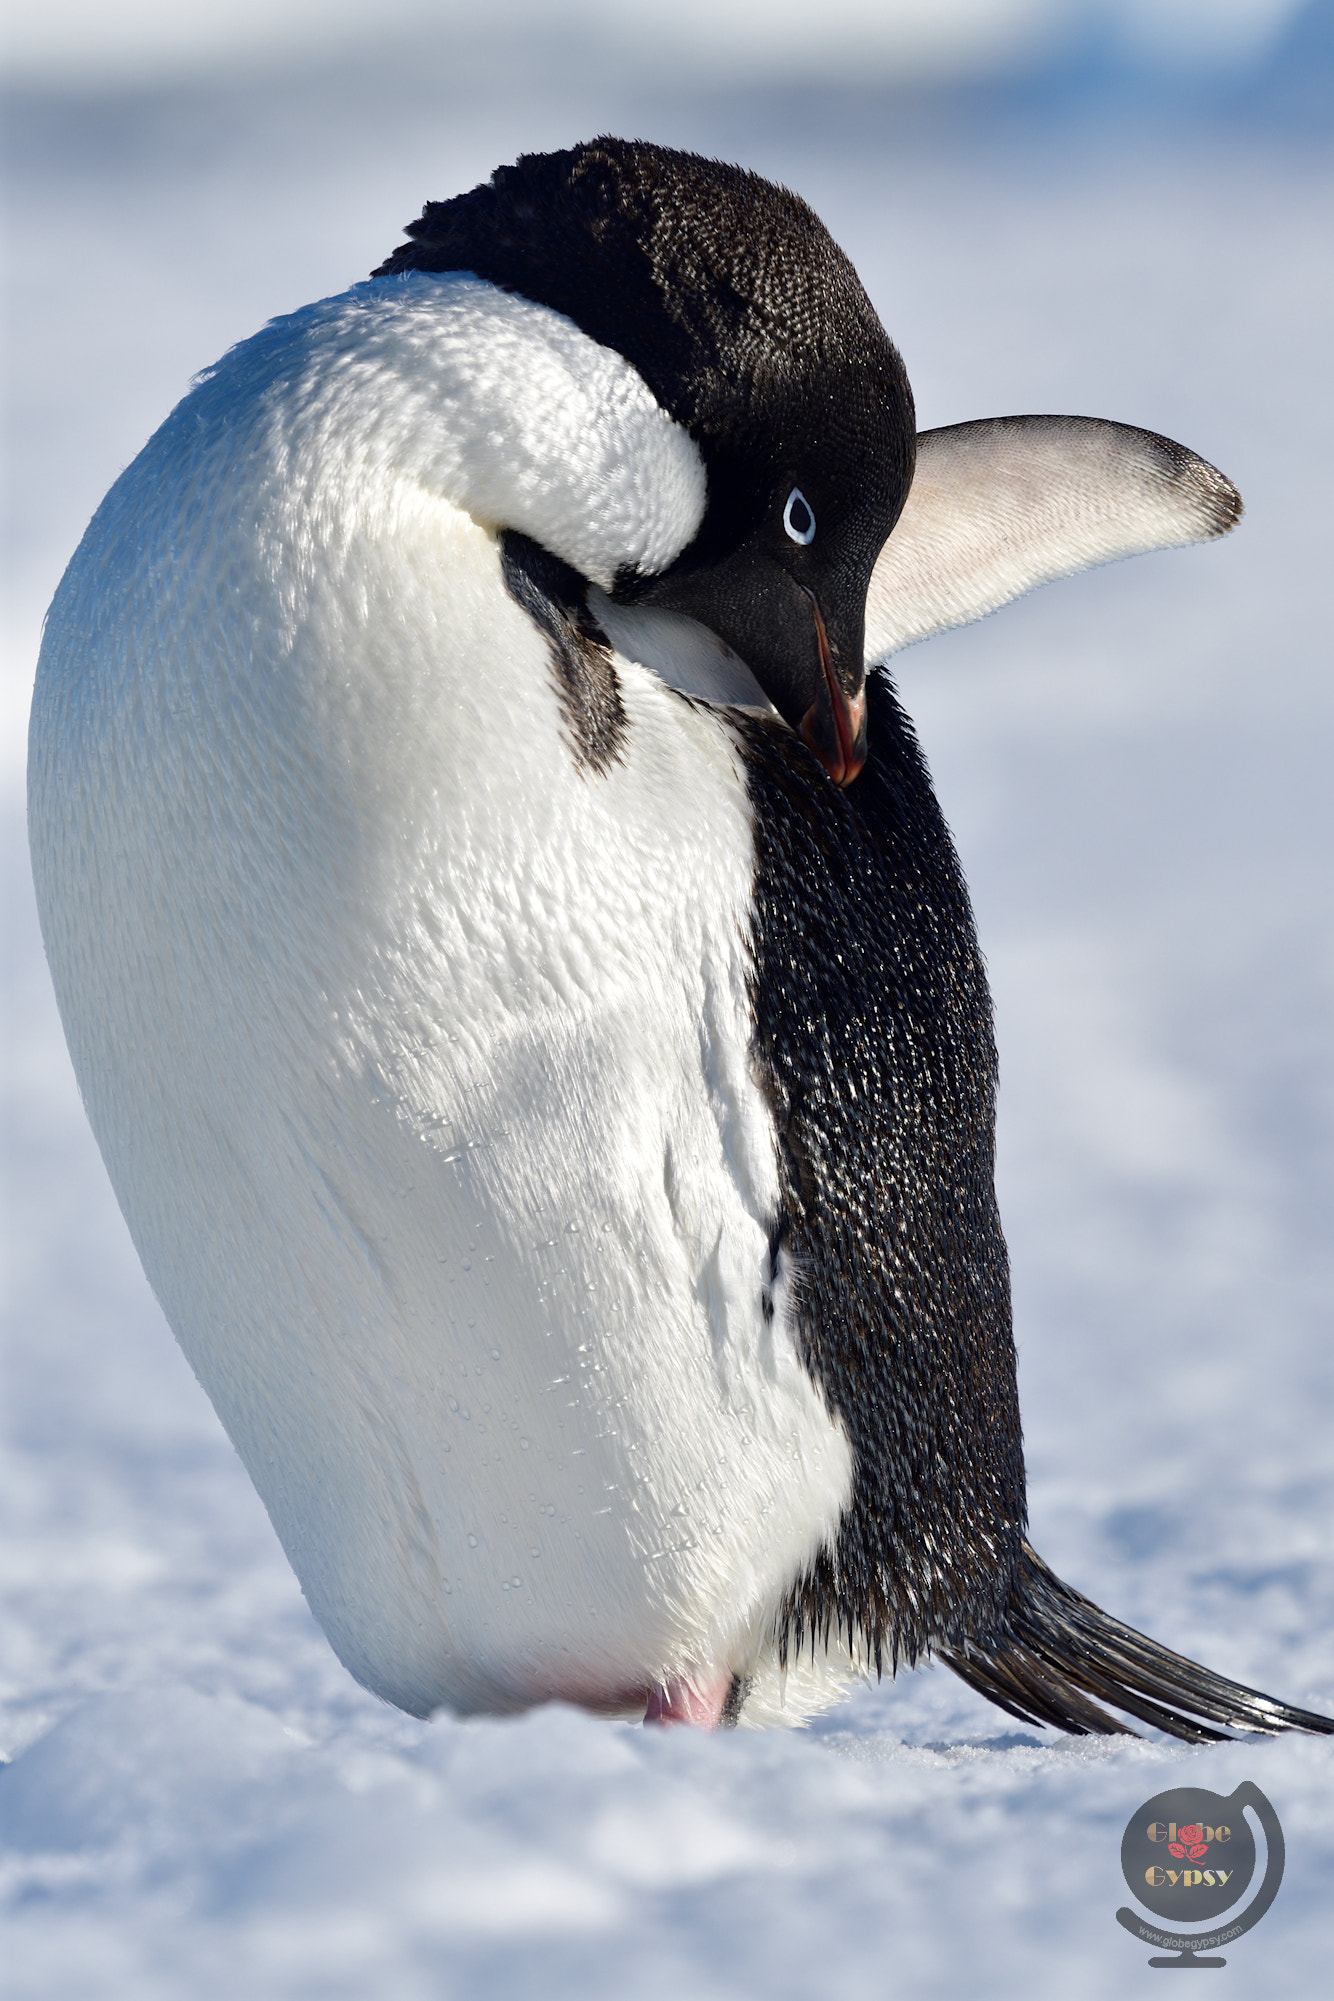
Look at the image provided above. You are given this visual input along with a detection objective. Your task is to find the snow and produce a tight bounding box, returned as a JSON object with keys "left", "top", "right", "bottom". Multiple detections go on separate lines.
{"left": 3, "top": 56, "right": 1333, "bottom": 1999}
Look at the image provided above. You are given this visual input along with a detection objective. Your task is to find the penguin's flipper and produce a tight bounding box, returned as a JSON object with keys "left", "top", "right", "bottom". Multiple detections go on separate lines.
{"left": 939, "top": 1543, "right": 1334, "bottom": 1744}
{"left": 866, "top": 415, "right": 1242, "bottom": 664}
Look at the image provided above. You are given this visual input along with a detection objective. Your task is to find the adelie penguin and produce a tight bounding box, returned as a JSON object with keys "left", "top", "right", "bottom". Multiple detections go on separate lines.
{"left": 28, "top": 139, "right": 1332, "bottom": 1739}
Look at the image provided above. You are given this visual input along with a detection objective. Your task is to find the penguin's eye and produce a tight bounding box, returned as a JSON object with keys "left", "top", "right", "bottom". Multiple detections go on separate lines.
{"left": 782, "top": 488, "right": 816, "bottom": 546}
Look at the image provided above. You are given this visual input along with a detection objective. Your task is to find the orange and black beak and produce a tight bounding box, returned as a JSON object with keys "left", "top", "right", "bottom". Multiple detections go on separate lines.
{"left": 625, "top": 547, "right": 870, "bottom": 789}
{"left": 796, "top": 587, "right": 866, "bottom": 787}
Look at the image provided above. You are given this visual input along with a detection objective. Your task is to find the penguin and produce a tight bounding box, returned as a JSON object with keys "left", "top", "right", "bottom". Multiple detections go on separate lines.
{"left": 28, "top": 139, "right": 1332, "bottom": 1739}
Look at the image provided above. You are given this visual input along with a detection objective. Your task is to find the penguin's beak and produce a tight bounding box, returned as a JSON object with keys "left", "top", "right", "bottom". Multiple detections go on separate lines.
{"left": 798, "top": 588, "right": 866, "bottom": 788}
{"left": 621, "top": 553, "right": 869, "bottom": 788}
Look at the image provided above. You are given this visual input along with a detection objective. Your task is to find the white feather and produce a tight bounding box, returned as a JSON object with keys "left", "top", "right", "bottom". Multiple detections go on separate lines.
{"left": 866, "top": 414, "right": 1241, "bottom": 663}
{"left": 28, "top": 277, "right": 853, "bottom": 1722}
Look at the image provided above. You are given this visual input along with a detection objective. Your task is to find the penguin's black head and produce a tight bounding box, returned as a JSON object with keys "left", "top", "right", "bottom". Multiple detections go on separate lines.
{"left": 375, "top": 138, "right": 915, "bottom": 785}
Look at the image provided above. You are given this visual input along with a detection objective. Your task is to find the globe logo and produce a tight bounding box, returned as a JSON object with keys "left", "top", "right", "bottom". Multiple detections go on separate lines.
{"left": 1117, "top": 1783, "right": 1285, "bottom": 1968}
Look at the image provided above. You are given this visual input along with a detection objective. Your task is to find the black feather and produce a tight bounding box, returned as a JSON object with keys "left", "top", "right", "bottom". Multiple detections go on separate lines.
{"left": 941, "top": 1543, "right": 1334, "bottom": 1743}
{"left": 499, "top": 530, "right": 626, "bottom": 773}
{"left": 738, "top": 674, "right": 1024, "bottom": 1675}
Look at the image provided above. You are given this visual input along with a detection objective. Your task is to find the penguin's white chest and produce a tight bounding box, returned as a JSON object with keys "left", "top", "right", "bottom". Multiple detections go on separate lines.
{"left": 28, "top": 288, "right": 852, "bottom": 1716}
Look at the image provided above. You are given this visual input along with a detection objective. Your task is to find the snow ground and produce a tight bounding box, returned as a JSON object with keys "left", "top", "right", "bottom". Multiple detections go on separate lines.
{"left": 3, "top": 61, "right": 1332, "bottom": 1999}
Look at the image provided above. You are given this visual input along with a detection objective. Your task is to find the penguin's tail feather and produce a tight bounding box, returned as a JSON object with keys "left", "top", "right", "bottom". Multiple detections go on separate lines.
{"left": 939, "top": 1542, "right": 1334, "bottom": 1745}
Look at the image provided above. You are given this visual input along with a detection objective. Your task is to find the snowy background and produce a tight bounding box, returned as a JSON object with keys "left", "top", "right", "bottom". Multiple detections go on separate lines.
{"left": 3, "top": 4, "right": 1333, "bottom": 1995}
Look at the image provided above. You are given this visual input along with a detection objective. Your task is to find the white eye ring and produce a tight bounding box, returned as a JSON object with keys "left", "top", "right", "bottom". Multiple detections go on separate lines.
{"left": 783, "top": 488, "right": 816, "bottom": 546}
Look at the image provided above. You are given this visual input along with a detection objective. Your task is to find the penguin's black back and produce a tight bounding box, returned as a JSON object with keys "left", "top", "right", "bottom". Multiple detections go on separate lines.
{"left": 737, "top": 673, "right": 1025, "bottom": 1674}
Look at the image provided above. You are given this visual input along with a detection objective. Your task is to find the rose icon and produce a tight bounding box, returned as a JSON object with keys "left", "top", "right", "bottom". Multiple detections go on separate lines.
{"left": 1168, "top": 1823, "right": 1209, "bottom": 1861}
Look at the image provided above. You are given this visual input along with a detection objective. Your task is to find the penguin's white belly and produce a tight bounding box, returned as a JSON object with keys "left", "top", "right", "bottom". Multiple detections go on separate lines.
{"left": 29, "top": 405, "right": 852, "bottom": 1715}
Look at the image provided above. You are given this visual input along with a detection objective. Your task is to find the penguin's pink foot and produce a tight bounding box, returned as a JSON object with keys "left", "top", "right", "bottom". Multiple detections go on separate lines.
{"left": 643, "top": 1672, "right": 734, "bottom": 1729}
